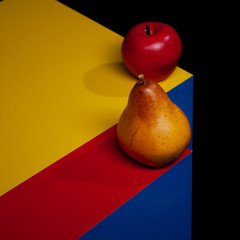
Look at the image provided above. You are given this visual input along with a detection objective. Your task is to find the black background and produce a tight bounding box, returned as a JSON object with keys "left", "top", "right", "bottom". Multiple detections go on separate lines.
{"left": 58, "top": 1, "right": 233, "bottom": 239}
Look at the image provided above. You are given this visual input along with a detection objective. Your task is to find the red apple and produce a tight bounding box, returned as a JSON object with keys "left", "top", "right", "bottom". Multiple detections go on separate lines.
{"left": 121, "top": 22, "right": 182, "bottom": 82}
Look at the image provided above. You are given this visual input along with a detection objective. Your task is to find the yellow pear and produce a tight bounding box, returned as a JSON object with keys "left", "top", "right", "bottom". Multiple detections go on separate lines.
{"left": 117, "top": 74, "right": 191, "bottom": 167}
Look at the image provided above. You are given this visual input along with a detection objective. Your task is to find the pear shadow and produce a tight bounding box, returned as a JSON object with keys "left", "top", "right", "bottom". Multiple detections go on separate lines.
{"left": 54, "top": 136, "right": 161, "bottom": 188}
{"left": 84, "top": 61, "right": 136, "bottom": 97}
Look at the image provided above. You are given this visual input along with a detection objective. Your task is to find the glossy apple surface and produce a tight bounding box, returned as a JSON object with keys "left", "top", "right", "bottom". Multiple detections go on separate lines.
{"left": 121, "top": 22, "right": 182, "bottom": 82}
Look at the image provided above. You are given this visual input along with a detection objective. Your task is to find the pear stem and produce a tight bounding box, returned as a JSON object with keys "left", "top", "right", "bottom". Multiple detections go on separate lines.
{"left": 138, "top": 74, "right": 146, "bottom": 85}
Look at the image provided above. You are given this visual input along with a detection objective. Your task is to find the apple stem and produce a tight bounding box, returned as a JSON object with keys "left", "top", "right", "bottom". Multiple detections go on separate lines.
{"left": 146, "top": 25, "right": 151, "bottom": 35}
{"left": 138, "top": 74, "right": 146, "bottom": 85}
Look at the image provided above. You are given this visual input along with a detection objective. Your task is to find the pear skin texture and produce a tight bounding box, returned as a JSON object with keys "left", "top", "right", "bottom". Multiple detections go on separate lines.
{"left": 117, "top": 78, "right": 191, "bottom": 167}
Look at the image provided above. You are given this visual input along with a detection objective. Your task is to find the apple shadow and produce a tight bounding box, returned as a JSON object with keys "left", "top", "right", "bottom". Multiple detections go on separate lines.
{"left": 84, "top": 61, "right": 136, "bottom": 97}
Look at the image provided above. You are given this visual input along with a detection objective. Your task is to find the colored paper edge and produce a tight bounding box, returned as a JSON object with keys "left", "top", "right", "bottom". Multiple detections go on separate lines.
{"left": 78, "top": 152, "right": 192, "bottom": 240}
